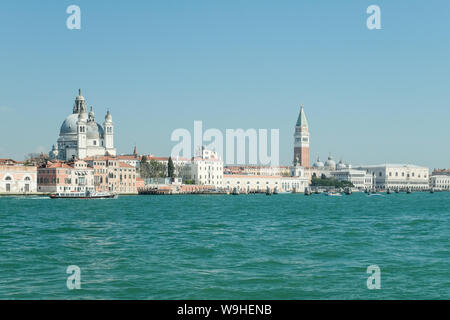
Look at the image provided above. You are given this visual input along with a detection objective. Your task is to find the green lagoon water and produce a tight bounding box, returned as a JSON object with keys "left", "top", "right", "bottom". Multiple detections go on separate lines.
{"left": 0, "top": 192, "right": 449, "bottom": 299}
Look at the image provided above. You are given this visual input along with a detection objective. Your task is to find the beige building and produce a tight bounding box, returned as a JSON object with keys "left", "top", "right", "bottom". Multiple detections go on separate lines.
{"left": 0, "top": 160, "right": 37, "bottom": 194}
{"left": 85, "top": 156, "right": 137, "bottom": 194}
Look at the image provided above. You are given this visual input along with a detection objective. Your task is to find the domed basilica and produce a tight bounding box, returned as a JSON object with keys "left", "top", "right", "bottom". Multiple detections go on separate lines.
{"left": 49, "top": 89, "right": 116, "bottom": 161}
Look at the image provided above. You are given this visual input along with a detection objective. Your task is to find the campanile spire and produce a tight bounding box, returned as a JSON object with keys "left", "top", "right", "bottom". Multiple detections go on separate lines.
{"left": 293, "top": 104, "right": 310, "bottom": 167}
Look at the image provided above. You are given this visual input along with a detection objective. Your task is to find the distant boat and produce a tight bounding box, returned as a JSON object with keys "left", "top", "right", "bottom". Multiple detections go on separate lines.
{"left": 367, "top": 193, "right": 383, "bottom": 197}
{"left": 49, "top": 191, "right": 117, "bottom": 199}
{"left": 325, "top": 191, "right": 341, "bottom": 197}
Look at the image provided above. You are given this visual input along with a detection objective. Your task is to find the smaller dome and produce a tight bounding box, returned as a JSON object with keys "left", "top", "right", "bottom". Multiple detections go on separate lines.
{"left": 337, "top": 159, "right": 346, "bottom": 170}
{"left": 325, "top": 154, "right": 336, "bottom": 169}
{"left": 105, "top": 110, "right": 112, "bottom": 122}
{"left": 49, "top": 145, "right": 59, "bottom": 159}
{"left": 313, "top": 156, "right": 324, "bottom": 168}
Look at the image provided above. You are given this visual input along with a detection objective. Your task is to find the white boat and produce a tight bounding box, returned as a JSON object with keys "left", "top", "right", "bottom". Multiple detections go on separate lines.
{"left": 50, "top": 191, "right": 118, "bottom": 199}
{"left": 325, "top": 191, "right": 341, "bottom": 196}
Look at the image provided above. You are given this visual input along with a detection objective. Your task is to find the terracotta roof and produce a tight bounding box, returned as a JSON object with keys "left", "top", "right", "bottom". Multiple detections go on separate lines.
{"left": 117, "top": 155, "right": 139, "bottom": 160}
{"left": 84, "top": 156, "right": 117, "bottom": 161}
{"left": 119, "top": 162, "right": 135, "bottom": 168}
{"left": 45, "top": 162, "right": 73, "bottom": 169}
{"left": 0, "top": 158, "right": 17, "bottom": 165}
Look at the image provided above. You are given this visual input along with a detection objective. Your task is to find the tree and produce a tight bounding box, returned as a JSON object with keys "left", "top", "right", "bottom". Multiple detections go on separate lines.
{"left": 24, "top": 152, "right": 49, "bottom": 167}
{"left": 167, "top": 156, "right": 175, "bottom": 178}
{"left": 311, "top": 176, "right": 354, "bottom": 188}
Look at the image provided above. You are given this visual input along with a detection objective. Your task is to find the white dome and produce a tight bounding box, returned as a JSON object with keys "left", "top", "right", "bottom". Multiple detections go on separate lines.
{"left": 87, "top": 122, "right": 104, "bottom": 139}
{"left": 105, "top": 110, "right": 112, "bottom": 122}
{"left": 313, "top": 156, "right": 324, "bottom": 168}
{"left": 60, "top": 114, "right": 79, "bottom": 135}
{"left": 325, "top": 155, "right": 336, "bottom": 169}
{"left": 337, "top": 160, "right": 346, "bottom": 170}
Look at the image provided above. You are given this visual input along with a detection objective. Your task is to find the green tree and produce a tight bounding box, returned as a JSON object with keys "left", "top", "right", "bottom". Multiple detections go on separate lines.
{"left": 167, "top": 156, "right": 175, "bottom": 178}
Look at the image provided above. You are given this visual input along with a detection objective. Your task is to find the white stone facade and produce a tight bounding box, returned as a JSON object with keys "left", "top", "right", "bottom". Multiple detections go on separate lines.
{"left": 356, "top": 164, "right": 430, "bottom": 190}
{"left": 330, "top": 169, "right": 373, "bottom": 190}
{"left": 430, "top": 175, "right": 450, "bottom": 190}
{"left": 223, "top": 174, "right": 308, "bottom": 193}
{"left": 181, "top": 149, "right": 223, "bottom": 187}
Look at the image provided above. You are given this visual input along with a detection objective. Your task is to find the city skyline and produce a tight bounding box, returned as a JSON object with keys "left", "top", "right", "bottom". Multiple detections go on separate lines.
{"left": 0, "top": 1, "right": 449, "bottom": 169}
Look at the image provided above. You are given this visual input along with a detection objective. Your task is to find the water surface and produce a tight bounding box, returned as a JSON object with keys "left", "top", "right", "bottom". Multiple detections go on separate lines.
{"left": 0, "top": 193, "right": 449, "bottom": 299}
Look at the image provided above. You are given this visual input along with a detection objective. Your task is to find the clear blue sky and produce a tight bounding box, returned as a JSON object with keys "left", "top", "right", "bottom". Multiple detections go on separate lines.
{"left": 0, "top": 0, "right": 449, "bottom": 169}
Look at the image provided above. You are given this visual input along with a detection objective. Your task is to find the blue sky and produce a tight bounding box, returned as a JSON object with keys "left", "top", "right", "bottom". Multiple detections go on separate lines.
{"left": 0, "top": 0, "right": 449, "bottom": 168}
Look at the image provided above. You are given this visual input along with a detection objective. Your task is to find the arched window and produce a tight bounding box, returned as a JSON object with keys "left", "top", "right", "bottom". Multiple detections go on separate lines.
{"left": 5, "top": 176, "right": 12, "bottom": 181}
{"left": 24, "top": 176, "right": 31, "bottom": 181}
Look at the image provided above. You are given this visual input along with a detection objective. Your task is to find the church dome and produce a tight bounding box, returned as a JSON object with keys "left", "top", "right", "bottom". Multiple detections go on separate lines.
{"left": 313, "top": 156, "right": 324, "bottom": 168}
{"left": 87, "top": 121, "right": 104, "bottom": 139}
{"left": 59, "top": 114, "right": 79, "bottom": 135}
{"left": 105, "top": 110, "right": 112, "bottom": 122}
{"left": 337, "top": 159, "right": 347, "bottom": 170}
{"left": 325, "top": 154, "right": 336, "bottom": 169}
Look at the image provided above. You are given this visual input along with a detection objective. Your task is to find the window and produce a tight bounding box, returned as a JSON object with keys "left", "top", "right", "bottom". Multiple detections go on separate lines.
{"left": 5, "top": 176, "right": 12, "bottom": 181}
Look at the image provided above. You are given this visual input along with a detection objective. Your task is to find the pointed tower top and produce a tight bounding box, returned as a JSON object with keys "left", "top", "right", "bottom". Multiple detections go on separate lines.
{"left": 133, "top": 145, "right": 138, "bottom": 156}
{"left": 296, "top": 104, "right": 308, "bottom": 127}
{"left": 79, "top": 88, "right": 81, "bottom": 95}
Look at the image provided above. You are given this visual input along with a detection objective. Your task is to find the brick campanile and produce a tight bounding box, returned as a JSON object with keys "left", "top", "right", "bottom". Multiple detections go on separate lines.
{"left": 293, "top": 104, "right": 310, "bottom": 167}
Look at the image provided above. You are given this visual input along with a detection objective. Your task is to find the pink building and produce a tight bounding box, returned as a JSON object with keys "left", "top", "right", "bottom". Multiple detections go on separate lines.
{"left": 0, "top": 159, "right": 37, "bottom": 194}
{"left": 37, "top": 160, "right": 94, "bottom": 193}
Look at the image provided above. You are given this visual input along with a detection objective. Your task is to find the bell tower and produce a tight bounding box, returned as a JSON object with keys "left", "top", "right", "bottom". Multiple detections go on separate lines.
{"left": 293, "top": 104, "right": 310, "bottom": 167}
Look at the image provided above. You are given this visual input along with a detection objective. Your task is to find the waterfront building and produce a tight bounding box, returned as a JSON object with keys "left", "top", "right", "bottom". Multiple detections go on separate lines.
{"left": 224, "top": 162, "right": 308, "bottom": 193}
{"left": 37, "top": 160, "right": 94, "bottom": 193}
{"left": 181, "top": 148, "right": 223, "bottom": 187}
{"left": 0, "top": 161, "right": 37, "bottom": 194}
{"left": 224, "top": 165, "right": 290, "bottom": 176}
{"left": 293, "top": 104, "right": 310, "bottom": 167}
{"left": 355, "top": 164, "right": 430, "bottom": 190}
{"left": 430, "top": 175, "right": 450, "bottom": 190}
{"left": 330, "top": 169, "right": 373, "bottom": 190}
{"left": 223, "top": 174, "right": 308, "bottom": 193}
{"left": 51, "top": 89, "right": 116, "bottom": 161}
{"left": 84, "top": 156, "right": 137, "bottom": 194}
